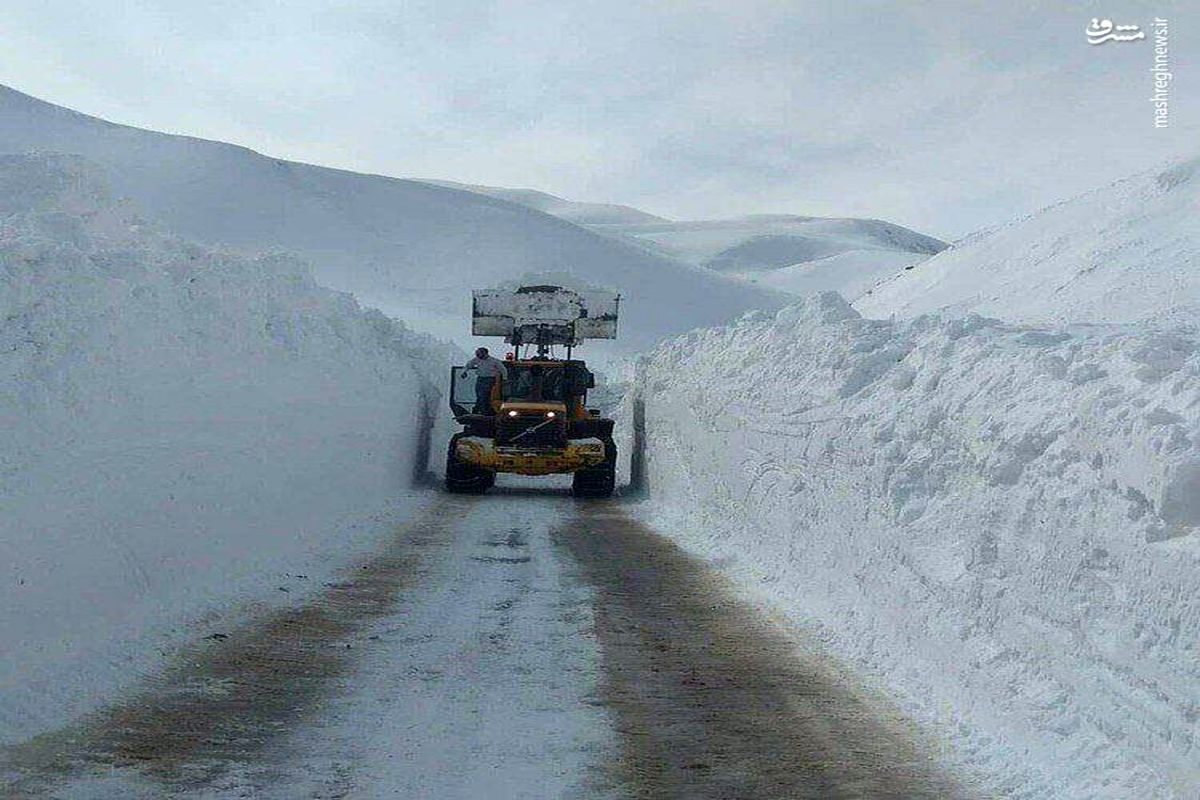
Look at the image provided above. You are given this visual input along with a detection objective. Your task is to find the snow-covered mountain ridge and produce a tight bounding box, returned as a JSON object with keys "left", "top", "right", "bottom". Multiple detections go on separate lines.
{"left": 626, "top": 293, "right": 1200, "bottom": 799}
{"left": 415, "top": 178, "right": 667, "bottom": 225}
{"left": 417, "top": 179, "right": 948, "bottom": 299}
{"left": 0, "top": 84, "right": 784, "bottom": 353}
{"left": 857, "top": 156, "right": 1200, "bottom": 326}
{"left": 607, "top": 214, "right": 945, "bottom": 270}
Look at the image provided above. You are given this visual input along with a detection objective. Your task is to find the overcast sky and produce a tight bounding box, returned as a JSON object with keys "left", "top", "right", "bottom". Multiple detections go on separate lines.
{"left": 2, "top": 0, "right": 1196, "bottom": 238}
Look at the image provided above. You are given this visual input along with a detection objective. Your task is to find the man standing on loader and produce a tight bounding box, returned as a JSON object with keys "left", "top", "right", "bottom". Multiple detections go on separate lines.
{"left": 465, "top": 347, "right": 507, "bottom": 415}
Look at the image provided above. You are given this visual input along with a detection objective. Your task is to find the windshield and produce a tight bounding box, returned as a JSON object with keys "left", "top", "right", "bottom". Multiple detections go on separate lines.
{"left": 504, "top": 364, "right": 565, "bottom": 402}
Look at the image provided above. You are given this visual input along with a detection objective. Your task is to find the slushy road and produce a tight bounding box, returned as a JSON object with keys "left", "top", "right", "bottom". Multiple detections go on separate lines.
{"left": 2, "top": 488, "right": 968, "bottom": 799}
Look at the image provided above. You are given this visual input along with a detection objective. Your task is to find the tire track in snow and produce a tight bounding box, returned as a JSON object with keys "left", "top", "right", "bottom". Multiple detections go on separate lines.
{"left": 253, "top": 487, "right": 622, "bottom": 800}
{"left": 558, "top": 505, "right": 971, "bottom": 799}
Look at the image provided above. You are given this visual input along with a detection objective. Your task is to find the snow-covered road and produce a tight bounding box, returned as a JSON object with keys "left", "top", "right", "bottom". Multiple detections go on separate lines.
{"left": 2, "top": 489, "right": 970, "bottom": 799}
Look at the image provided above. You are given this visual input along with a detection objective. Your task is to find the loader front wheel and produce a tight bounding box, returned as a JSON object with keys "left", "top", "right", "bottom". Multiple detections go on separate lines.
{"left": 445, "top": 435, "right": 493, "bottom": 494}
{"left": 572, "top": 439, "right": 616, "bottom": 498}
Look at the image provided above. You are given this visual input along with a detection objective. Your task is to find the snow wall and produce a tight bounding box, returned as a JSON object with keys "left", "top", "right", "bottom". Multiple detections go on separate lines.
{"left": 625, "top": 292, "right": 1200, "bottom": 799}
{"left": 0, "top": 155, "right": 455, "bottom": 741}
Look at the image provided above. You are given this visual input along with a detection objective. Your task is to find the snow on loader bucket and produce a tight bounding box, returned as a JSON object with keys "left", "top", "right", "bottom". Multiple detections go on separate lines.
{"left": 446, "top": 285, "right": 618, "bottom": 497}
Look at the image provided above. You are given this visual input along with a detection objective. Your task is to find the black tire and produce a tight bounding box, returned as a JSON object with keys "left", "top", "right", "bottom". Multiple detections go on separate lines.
{"left": 572, "top": 439, "right": 616, "bottom": 498}
{"left": 445, "top": 434, "right": 493, "bottom": 494}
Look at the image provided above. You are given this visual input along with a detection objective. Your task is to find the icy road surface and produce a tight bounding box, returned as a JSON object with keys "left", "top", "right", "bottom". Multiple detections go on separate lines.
{"left": 2, "top": 489, "right": 968, "bottom": 799}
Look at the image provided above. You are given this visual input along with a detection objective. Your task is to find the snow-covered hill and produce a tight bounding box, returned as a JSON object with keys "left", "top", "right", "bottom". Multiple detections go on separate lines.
{"left": 0, "top": 85, "right": 783, "bottom": 353}
{"left": 429, "top": 179, "right": 948, "bottom": 300}
{"left": 856, "top": 157, "right": 1200, "bottom": 325}
{"left": 601, "top": 215, "right": 945, "bottom": 301}
{"left": 607, "top": 214, "right": 944, "bottom": 271}
{"left": 626, "top": 293, "right": 1200, "bottom": 799}
{"left": 0, "top": 154, "right": 454, "bottom": 741}
{"left": 743, "top": 248, "right": 926, "bottom": 298}
{"left": 417, "top": 179, "right": 666, "bottom": 225}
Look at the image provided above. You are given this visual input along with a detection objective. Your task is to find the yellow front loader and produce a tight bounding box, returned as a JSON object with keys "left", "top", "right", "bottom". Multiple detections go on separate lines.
{"left": 444, "top": 286, "right": 619, "bottom": 497}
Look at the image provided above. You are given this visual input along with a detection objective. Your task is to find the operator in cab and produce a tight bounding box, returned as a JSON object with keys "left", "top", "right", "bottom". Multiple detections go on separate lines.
{"left": 466, "top": 347, "right": 507, "bottom": 414}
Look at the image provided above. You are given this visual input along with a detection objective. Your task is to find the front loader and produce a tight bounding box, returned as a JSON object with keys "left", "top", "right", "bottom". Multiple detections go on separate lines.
{"left": 445, "top": 285, "right": 619, "bottom": 498}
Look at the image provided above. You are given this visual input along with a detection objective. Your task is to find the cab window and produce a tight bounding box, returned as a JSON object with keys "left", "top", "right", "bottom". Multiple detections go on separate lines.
{"left": 503, "top": 364, "right": 566, "bottom": 402}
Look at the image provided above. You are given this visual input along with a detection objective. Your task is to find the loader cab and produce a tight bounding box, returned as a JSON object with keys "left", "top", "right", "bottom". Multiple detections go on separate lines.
{"left": 503, "top": 360, "right": 594, "bottom": 410}
{"left": 504, "top": 362, "right": 560, "bottom": 402}
{"left": 448, "top": 358, "right": 595, "bottom": 418}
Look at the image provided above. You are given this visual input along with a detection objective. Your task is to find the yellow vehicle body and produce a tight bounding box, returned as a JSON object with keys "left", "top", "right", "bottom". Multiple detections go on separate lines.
{"left": 453, "top": 434, "right": 607, "bottom": 476}
{"left": 455, "top": 398, "right": 605, "bottom": 476}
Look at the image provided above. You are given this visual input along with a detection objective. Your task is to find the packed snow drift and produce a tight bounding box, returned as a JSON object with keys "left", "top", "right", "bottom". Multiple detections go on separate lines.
{"left": 0, "top": 154, "right": 453, "bottom": 742}
{"left": 627, "top": 293, "right": 1200, "bottom": 799}
{"left": 857, "top": 157, "right": 1200, "bottom": 326}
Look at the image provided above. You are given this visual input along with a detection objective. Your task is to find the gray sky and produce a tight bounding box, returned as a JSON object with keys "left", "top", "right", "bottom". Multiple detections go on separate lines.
{"left": 3, "top": 0, "right": 1196, "bottom": 238}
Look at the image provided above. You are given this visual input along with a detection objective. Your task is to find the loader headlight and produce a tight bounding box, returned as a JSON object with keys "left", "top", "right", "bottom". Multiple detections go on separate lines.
{"left": 545, "top": 411, "right": 556, "bottom": 419}
{"left": 507, "top": 410, "right": 519, "bottom": 417}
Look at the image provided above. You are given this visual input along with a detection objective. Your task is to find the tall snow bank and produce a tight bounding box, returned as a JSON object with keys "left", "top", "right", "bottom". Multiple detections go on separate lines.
{"left": 629, "top": 293, "right": 1200, "bottom": 799}
{"left": 0, "top": 155, "right": 452, "bottom": 741}
{"left": 856, "top": 156, "right": 1200, "bottom": 326}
